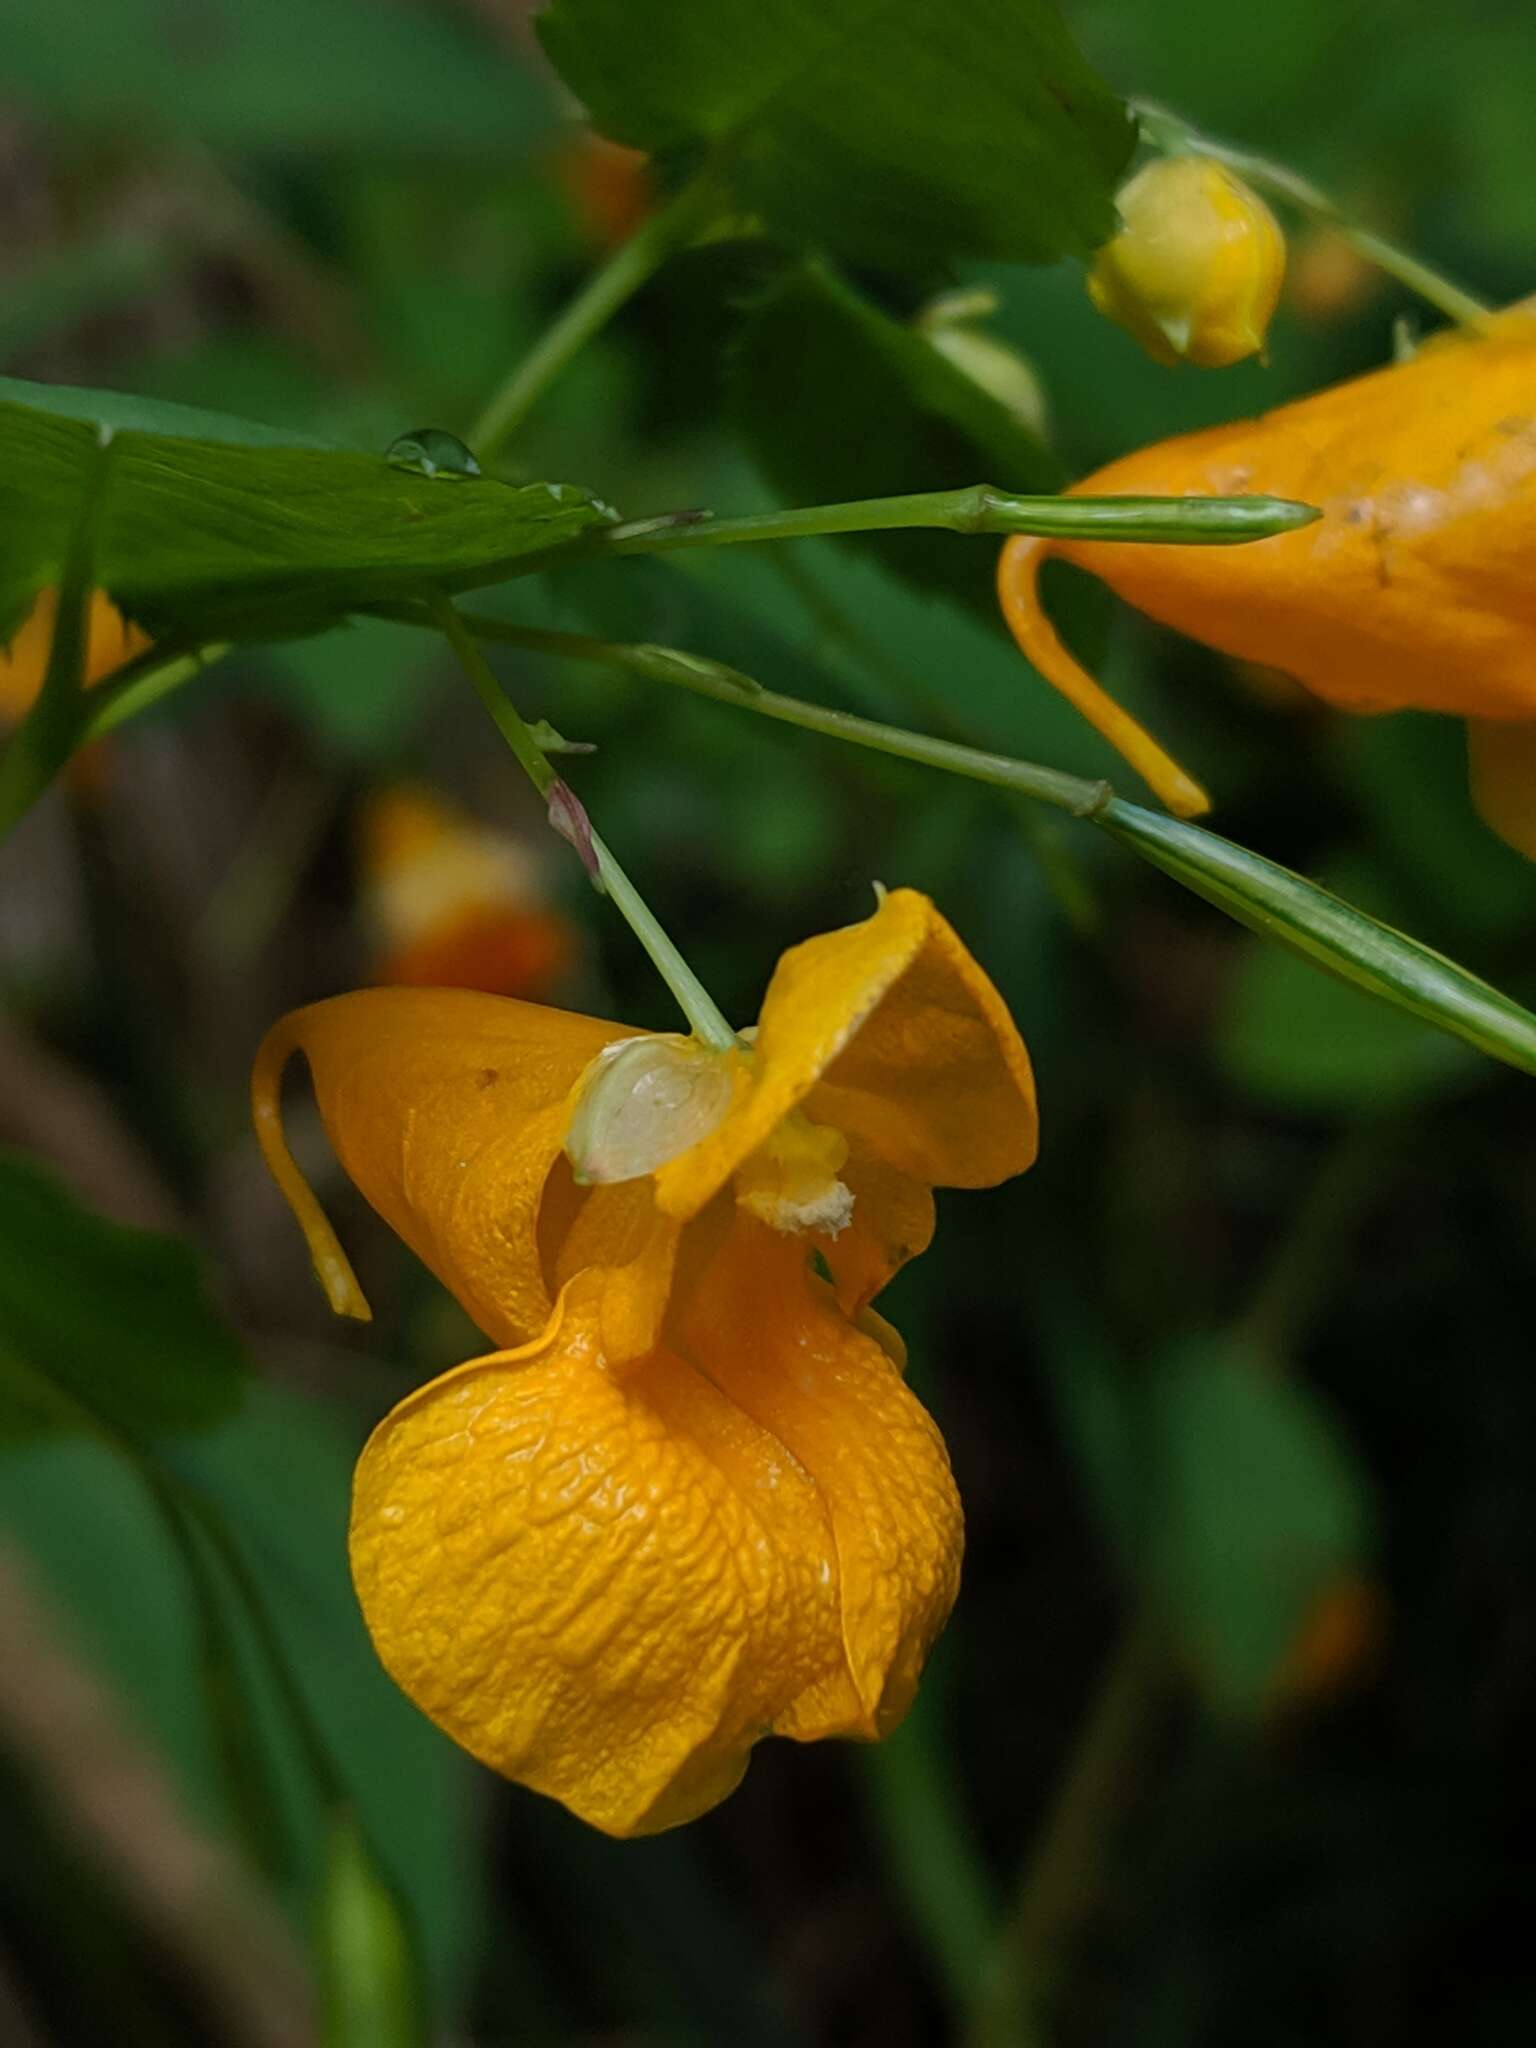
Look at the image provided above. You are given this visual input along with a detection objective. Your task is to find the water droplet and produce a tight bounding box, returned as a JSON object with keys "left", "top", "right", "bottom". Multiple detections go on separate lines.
{"left": 384, "top": 427, "right": 482, "bottom": 480}
{"left": 566, "top": 1036, "right": 738, "bottom": 1185}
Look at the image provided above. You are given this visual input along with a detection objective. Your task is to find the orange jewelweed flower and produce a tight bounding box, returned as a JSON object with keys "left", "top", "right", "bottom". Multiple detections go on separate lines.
{"left": 998, "top": 303, "right": 1536, "bottom": 854}
{"left": 0, "top": 586, "right": 151, "bottom": 725}
{"left": 253, "top": 888, "right": 1036, "bottom": 1836}
{"left": 359, "top": 783, "right": 574, "bottom": 999}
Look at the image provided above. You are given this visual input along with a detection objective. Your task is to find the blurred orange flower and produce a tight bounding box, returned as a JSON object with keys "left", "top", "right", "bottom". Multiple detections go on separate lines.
{"left": 998, "top": 303, "right": 1536, "bottom": 854}
{"left": 358, "top": 783, "right": 574, "bottom": 1000}
{"left": 1286, "top": 226, "right": 1383, "bottom": 328}
{"left": 0, "top": 586, "right": 150, "bottom": 726}
{"left": 553, "top": 132, "right": 654, "bottom": 251}
{"left": 1270, "top": 1574, "right": 1386, "bottom": 1713}
{"left": 253, "top": 888, "right": 1037, "bottom": 1835}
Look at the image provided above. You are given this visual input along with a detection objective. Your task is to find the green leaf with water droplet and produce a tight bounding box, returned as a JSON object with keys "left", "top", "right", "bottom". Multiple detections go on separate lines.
{"left": 538, "top": 0, "right": 1134, "bottom": 269}
{"left": 385, "top": 428, "right": 482, "bottom": 480}
{"left": 0, "top": 377, "right": 614, "bottom": 645}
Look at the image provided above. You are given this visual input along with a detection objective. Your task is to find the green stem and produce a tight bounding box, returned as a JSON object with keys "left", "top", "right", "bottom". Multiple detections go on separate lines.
{"left": 469, "top": 176, "right": 722, "bottom": 462}
{"left": 968, "top": 1613, "right": 1166, "bottom": 2048}
{"left": 429, "top": 595, "right": 738, "bottom": 1050}
{"left": 863, "top": 1693, "right": 999, "bottom": 2009}
{"left": 395, "top": 608, "right": 1536, "bottom": 1083}
{"left": 148, "top": 1477, "right": 294, "bottom": 1880}
{"left": 0, "top": 1346, "right": 339, "bottom": 1848}
{"left": 196, "top": 769, "right": 336, "bottom": 975}
{"left": 1133, "top": 101, "right": 1492, "bottom": 329}
{"left": 85, "top": 641, "right": 231, "bottom": 741}
{"left": 180, "top": 1484, "right": 348, "bottom": 1809}
{"left": 2, "top": 478, "right": 1309, "bottom": 840}
{"left": 1094, "top": 797, "right": 1536, "bottom": 1080}
{"left": 763, "top": 552, "right": 1104, "bottom": 933}
{"left": 318, "top": 1815, "right": 427, "bottom": 2048}
{"left": 431, "top": 608, "right": 1112, "bottom": 817}
{"left": 0, "top": 639, "right": 232, "bottom": 842}
{"left": 577, "top": 485, "right": 1318, "bottom": 566}
{"left": 1236, "top": 1120, "right": 1400, "bottom": 1368}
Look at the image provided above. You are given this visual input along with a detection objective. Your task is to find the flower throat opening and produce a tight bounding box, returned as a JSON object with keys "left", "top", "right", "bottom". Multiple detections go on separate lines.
{"left": 565, "top": 1035, "right": 853, "bottom": 1236}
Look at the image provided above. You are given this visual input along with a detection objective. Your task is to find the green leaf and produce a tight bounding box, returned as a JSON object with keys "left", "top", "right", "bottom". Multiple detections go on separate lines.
{"left": 1220, "top": 935, "right": 1477, "bottom": 1111}
{"left": 1218, "top": 859, "right": 1483, "bottom": 1112}
{"left": 732, "top": 263, "right": 1060, "bottom": 613}
{"left": 1331, "top": 715, "right": 1536, "bottom": 946}
{"left": 0, "top": 0, "right": 552, "bottom": 160}
{"left": 0, "top": 371, "right": 341, "bottom": 447}
{"left": 0, "top": 1391, "right": 485, "bottom": 2004}
{"left": 538, "top": 0, "right": 1134, "bottom": 268}
{"left": 0, "top": 379, "right": 614, "bottom": 643}
{"left": 1096, "top": 799, "right": 1536, "bottom": 1083}
{"left": 0, "top": 1150, "right": 248, "bottom": 1442}
{"left": 1146, "top": 1339, "right": 1373, "bottom": 1717}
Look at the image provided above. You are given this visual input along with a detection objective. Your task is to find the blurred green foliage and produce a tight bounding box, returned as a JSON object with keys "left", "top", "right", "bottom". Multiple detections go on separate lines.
{"left": 537, "top": 0, "right": 1133, "bottom": 265}
{"left": 0, "top": 1149, "right": 247, "bottom": 1441}
{"left": 1, "top": 2, "right": 1535, "bottom": 2045}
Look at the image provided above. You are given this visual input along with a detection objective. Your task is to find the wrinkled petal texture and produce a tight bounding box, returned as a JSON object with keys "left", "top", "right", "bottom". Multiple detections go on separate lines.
{"left": 1056, "top": 303, "right": 1536, "bottom": 720}
{"left": 351, "top": 1219, "right": 962, "bottom": 1837}
{"left": 261, "top": 989, "right": 633, "bottom": 1347}
{"left": 653, "top": 886, "right": 1038, "bottom": 1220}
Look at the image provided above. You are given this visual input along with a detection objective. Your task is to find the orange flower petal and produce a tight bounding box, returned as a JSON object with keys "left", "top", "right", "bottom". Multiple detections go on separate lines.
{"left": 653, "top": 888, "right": 1037, "bottom": 1220}
{"left": 252, "top": 989, "right": 633, "bottom": 1344}
{"left": 552, "top": 1175, "right": 681, "bottom": 1366}
{"left": 998, "top": 302, "right": 1536, "bottom": 839}
{"left": 816, "top": 1138, "right": 936, "bottom": 1320}
{"left": 350, "top": 1217, "right": 961, "bottom": 1836}
{"left": 672, "top": 1214, "right": 962, "bottom": 1734}
{"left": 0, "top": 586, "right": 151, "bottom": 724}
{"left": 1466, "top": 717, "right": 1536, "bottom": 861}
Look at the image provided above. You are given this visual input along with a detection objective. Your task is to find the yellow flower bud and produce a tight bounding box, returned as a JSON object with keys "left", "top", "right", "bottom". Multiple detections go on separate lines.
{"left": 1087, "top": 155, "right": 1285, "bottom": 369}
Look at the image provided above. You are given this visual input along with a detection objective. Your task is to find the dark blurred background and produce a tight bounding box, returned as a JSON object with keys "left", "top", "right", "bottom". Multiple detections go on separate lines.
{"left": 3, "top": 2, "right": 1536, "bottom": 2043}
